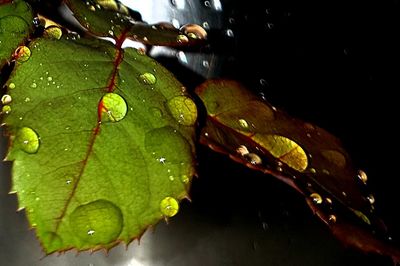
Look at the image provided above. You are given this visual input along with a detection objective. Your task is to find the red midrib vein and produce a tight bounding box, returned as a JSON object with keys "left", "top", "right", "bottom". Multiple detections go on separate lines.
{"left": 54, "top": 31, "right": 128, "bottom": 233}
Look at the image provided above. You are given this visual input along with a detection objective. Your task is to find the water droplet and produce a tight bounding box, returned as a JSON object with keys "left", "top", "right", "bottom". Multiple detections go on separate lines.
{"left": 2, "top": 105, "right": 11, "bottom": 114}
{"left": 202, "top": 22, "right": 210, "bottom": 30}
{"left": 99, "top": 93, "right": 128, "bottom": 122}
{"left": 357, "top": 169, "right": 368, "bottom": 184}
{"left": 1, "top": 94, "right": 12, "bottom": 105}
{"left": 176, "top": 34, "right": 189, "bottom": 44}
{"left": 253, "top": 134, "right": 308, "bottom": 172}
{"left": 367, "top": 194, "right": 375, "bottom": 204}
{"left": 238, "top": 119, "right": 249, "bottom": 129}
{"left": 8, "top": 83, "right": 16, "bottom": 89}
{"left": 202, "top": 60, "right": 209, "bottom": 68}
{"left": 16, "top": 127, "right": 40, "bottom": 154}
{"left": 69, "top": 200, "right": 123, "bottom": 245}
{"left": 14, "top": 46, "right": 31, "bottom": 62}
{"left": 160, "top": 197, "right": 179, "bottom": 217}
{"left": 47, "top": 76, "right": 53, "bottom": 82}
{"left": 167, "top": 96, "right": 198, "bottom": 126}
{"left": 204, "top": 1, "right": 211, "bottom": 7}
{"left": 328, "top": 214, "right": 337, "bottom": 223}
{"left": 246, "top": 153, "right": 262, "bottom": 165}
{"left": 225, "top": 29, "right": 234, "bottom": 37}
{"left": 236, "top": 145, "right": 249, "bottom": 156}
{"left": 180, "top": 24, "right": 207, "bottom": 40}
{"left": 31, "top": 82, "right": 37, "bottom": 88}
{"left": 138, "top": 73, "right": 156, "bottom": 85}
{"left": 310, "top": 193, "right": 322, "bottom": 204}
{"left": 177, "top": 51, "right": 188, "bottom": 64}
{"left": 181, "top": 175, "right": 189, "bottom": 184}
{"left": 325, "top": 198, "right": 332, "bottom": 204}
{"left": 44, "top": 26, "right": 63, "bottom": 39}
{"left": 309, "top": 168, "right": 316, "bottom": 174}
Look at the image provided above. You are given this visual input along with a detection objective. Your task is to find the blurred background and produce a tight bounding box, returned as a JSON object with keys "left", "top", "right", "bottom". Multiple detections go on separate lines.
{"left": 1, "top": 0, "right": 400, "bottom": 265}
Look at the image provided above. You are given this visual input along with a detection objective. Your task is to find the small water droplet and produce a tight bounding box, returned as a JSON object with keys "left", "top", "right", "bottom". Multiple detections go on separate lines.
{"left": 246, "top": 153, "right": 262, "bottom": 165}
{"left": 47, "top": 77, "right": 53, "bottom": 81}
{"left": 180, "top": 24, "right": 207, "bottom": 40}
{"left": 204, "top": 1, "right": 211, "bottom": 7}
{"left": 310, "top": 193, "right": 322, "bottom": 204}
{"left": 309, "top": 168, "right": 316, "bottom": 174}
{"left": 202, "top": 22, "right": 210, "bottom": 30}
{"left": 328, "top": 214, "right": 337, "bottom": 223}
{"left": 69, "top": 200, "right": 123, "bottom": 245}
{"left": 238, "top": 119, "right": 249, "bottom": 129}
{"left": 1, "top": 94, "right": 12, "bottom": 105}
{"left": 202, "top": 60, "right": 209, "bottom": 68}
{"left": 181, "top": 175, "right": 189, "bottom": 184}
{"left": 99, "top": 93, "right": 128, "bottom": 122}
{"left": 8, "top": 83, "right": 16, "bottom": 89}
{"left": 160, "top": 197, "right": 179, "bottom": 217}
{"left": 16, "top": 127, "right": 40, "bottom": 154}
{"left": 167, "top": 96, "right": 198, "bottom": 126}
{"left": 367, "top": 194, "right": 375, "bottom": 204}
{"left": 176, "top": 34, "right": 189, "bottom": 44}
{"left": 325, "top": 198, "right": 332, "bottom": 204}
{"left": 225, "top": 29, "right": 234, "bottom": 37}
{"left": 31, "top": 82, "right": 37, "bottom": 88}
{"left": 236, "top": 145, "right": 250, "bottom": 156}
{"left": 357, "top": 169, "right": 368, "bottom": 184}
{"left": 44, "top": 26, "right": 63, "bottom": 39}
{"left": 138, "top": 73, "right": 157, "bottom": 85}
{"left": 2, "top": 105, "right": 11, "bottom": 114}
{"left": 177, "top": 51, "right": 188, "bottom": 64}
{"left": 14, "top": 46, "right": 31, "bottom": 62}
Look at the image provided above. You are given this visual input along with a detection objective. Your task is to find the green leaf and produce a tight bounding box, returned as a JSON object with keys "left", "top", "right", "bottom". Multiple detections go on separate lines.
{"left": 65, "top": 0, "right": 206, "bottom": 46}
{"left": 3, "top": 36, "right": 197, "bottom": 253}
{"left": 195, "top": 79, "right": 374, "bottom": 226}
{"left": 0, "top": 0, "right": 34, "bottom": 69}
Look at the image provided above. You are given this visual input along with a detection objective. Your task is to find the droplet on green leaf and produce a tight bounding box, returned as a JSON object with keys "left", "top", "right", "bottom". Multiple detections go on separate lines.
{"left": 1, "top": 105, "right": 11, "bottom": 114}
{"left": 44, "top": 26, "right": 63, "bottom": 40}
{"left": 160, "top": 197, "right": 179, "bottom": 217}
{"left": 15, "top": 127, "right": 40, "bottom": 154}
{"left": 138, "top": 72, "right": 156, "bottom": 85}
{"left": 8, "top": 83, "right": 16, "bottom": 89}
{"left": 69, "top": 200, "right": 123, "bottom": 245}
{"left": 253, "top": 134, "right": 308, "bottom": 172}
{"left": 100, "top": 93, "right": 128, "bottom": 122}
{"left": 14, "top": 46, "right": 31, "bottom": 62}
{"left": 167, "top": 96, "right": 197, "bottom": 126}
{"left": 238, "top": 118, "right": 249, "bottom": 129}
{"left": 1, "top": 94, "right": 12, "bottom": 105}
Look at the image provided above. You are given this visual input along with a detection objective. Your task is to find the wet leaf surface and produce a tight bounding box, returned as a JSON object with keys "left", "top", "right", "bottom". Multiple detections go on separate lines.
{"left": 65, "top": 0, "right": 205, "bottom": 46}
{"left": 0, "top": 0, "right": 34, "bottom": 69}
{"left": 3, "top": 35, "right": 196, "bottom": 253}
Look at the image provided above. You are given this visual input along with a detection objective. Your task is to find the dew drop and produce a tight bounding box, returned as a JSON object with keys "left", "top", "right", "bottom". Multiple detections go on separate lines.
{"left": 225, "top": 29, "right": 234, "bottom": 37}
{"left": 180, "top": 24, "right": 207, "bottom": 40}
{"left": 2, "top": 105, "right": 11, "bottom": 114}
{"left": 236, "top": 145, "right": 249, "bottom": 156}
{"left": 357, "top": 169, "right": 368, "bottom": 184}
{"left": 310, "top": 193, "right": 322, "bottom": 204}
{"left": 176, "top": 34, "right": 189, "bottom": 44}
{"left": 47, "top": 76, "right": 53, "bottom": 82}
{"left": 204, "top": 1, "right": 211, "bottom": 7}
{"left": 99, "top": 93, "right": 127, "bottom": 122}
{"left": 1, "top": 94, "right": 12, "bottom": 105}
{"left": 202, "top": 22, "right": 210, "bottom": 30}
{"left": 177, "top": 51, "right": 188, "bottom": 64}
{"left": 181, "top": 175, "right": 189, "bottom": 184}
{"left": 160, "top": 197, "right": 179, "bottom": 217}
{"left": 138, "top": 73, "right": 156, "bottom": 85}
{"left": 31, "top": 82, "right": 37, "bottom": 88}
{"left": 238, "top": 119, "right": 249, "bottom": 129}
{"left": 367, "top": 194, "right": 375, "bottom": 204}
{"left": 202, "top": 60, "right": 209, "bottom": 68}
{"left": 246, "top": 153, "right": 262, "bottom": 165}
{"left": 328, "top": 214, "right": 337, "bottom": 223}
{"left": 14, "top": 46, "right": 31, "bottom": 62}
{"left": 8, "top": 83, "right": 16, "bottom": 89}
{"left": 167, "top": 96, "right": 198, "bottom": 126}
{"left": 16, "top": 127, "right": 40, "bottom": 154}
{"left": 44, "top": 26, "right": 63, "bottom": 40}
{"left": 69, "top": 200, "right": 123, "bottom": 245}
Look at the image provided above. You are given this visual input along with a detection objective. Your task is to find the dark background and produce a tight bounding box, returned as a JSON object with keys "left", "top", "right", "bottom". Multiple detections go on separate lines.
{"left": 1, "top": 0, "right": 400, "bottom": 265}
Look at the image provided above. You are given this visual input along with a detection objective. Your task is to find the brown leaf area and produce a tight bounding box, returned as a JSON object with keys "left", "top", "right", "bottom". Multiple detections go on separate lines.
{"left": 195, "top": 79, "right": 400, "bottom": 262}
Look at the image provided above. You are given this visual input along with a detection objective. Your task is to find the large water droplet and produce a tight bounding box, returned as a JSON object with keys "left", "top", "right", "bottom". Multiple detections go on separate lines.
{"left": 99, "top": 93, "right": 127, "bottom": 122}
{"left": 14, "top": 46, "right": 31, "bottom": 62}
{"left": 1, "top": 94, "right": 12, "bottom": 105}
{"left": 160, "top": 197, "right": 179, "bottom": 217}
{"left": 16, "top": 127, "right": 40, "bottom": 154}
{"left": 176, "top": 34, "right": 189, "bottom": 44}
{"left": 138, "top": 73, "right": 156, "bottom": 85}
{"left": 167, "top": 96, "right": 197, "bottom": 126}
{"left": 180, "top": 24, "right": 207, "bottom": 40}
{"left": 44, "top": 26, "right": 62, "bottom": 40}
{"left": 253, "top": 134, "right": 308, "bottom": 172}
{"left": 69, "top": 200, "right": 123, "bottom": 245}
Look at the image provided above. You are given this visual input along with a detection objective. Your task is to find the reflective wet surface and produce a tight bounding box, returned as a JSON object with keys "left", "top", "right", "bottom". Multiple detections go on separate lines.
{"left": 1, "top": 0, "right": 400, "bottom": 265}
